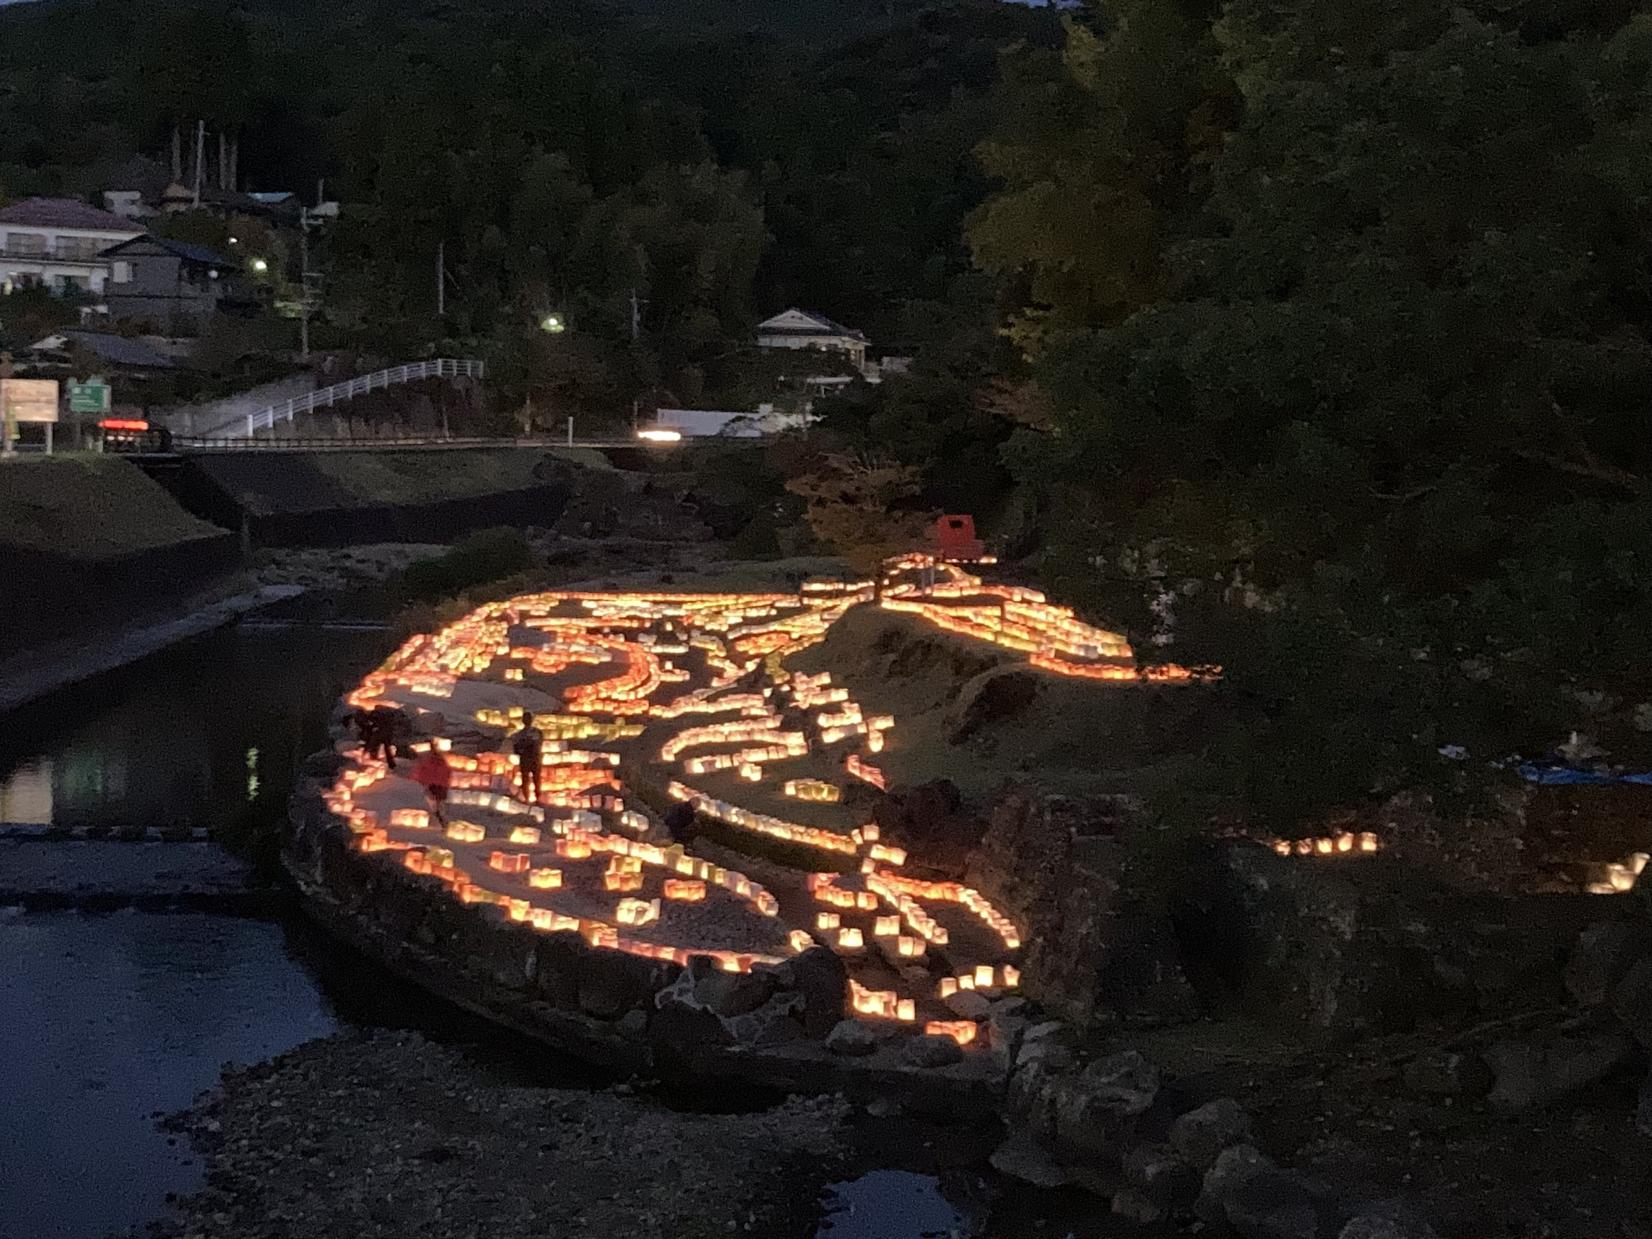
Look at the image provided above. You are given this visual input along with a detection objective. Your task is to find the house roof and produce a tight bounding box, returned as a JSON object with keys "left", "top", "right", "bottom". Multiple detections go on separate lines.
{"left": 757, "top": 308, "right": 869, "bottom": 343}
{"left": 29, "top": 330, "right": 176, "bottom": 370}
{"left": 0, "top": 196, "right": 143, "bottom": 232}
{"left": 100, "top": 234, "right": 239, "bottom": 268}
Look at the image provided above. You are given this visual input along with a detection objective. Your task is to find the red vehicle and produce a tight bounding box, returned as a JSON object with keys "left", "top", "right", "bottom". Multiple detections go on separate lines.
{"left": 98, "top": 418, "right": 172, "bottom": 454}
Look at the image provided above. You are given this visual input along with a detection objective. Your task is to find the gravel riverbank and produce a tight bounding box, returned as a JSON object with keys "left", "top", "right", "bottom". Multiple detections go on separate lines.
{"left": 144, "top": 1031, "right": 850, "bottom": 1239}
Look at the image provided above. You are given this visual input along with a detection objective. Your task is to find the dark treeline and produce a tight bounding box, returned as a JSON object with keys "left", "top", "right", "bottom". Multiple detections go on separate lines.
{"left": 9, "top": 0, "right": 1652, "bottom": 828}
{"left": 0, "top": 0, "right": 1059, "bottom": 411}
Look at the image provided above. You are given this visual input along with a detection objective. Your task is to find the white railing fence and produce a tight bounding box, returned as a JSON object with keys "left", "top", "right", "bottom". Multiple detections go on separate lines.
{"left": 240, "top": 358, "right": 484, "bottom": 438}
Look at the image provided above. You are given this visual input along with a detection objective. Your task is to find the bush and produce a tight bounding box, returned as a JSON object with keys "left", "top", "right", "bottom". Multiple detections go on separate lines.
{"left": 399, "top": 527, "right": 538, "bottom": 601}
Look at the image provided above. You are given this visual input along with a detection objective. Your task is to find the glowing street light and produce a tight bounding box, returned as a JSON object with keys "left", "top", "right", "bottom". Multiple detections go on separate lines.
{"left": 539, "top": 313, "right": 566, "bottom": 334}
{"left": 251, "top": 258, "right": 269, "bottom": 273}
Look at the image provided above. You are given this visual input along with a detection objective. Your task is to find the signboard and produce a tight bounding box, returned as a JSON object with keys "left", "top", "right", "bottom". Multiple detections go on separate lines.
{"left": 0, "top": 379, "right": 59, "bottom": 424}
{"left": 68, "top": 380, "right": 111, "bottom": 416}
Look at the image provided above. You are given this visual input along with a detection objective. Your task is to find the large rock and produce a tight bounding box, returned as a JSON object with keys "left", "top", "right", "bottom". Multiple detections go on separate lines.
{"left": 1122, "top": 1141, "right": 1197, "bottom": 1207}
{"left": 1484, "top": 1033, "right": 1635, "bottom": 1112}
{"left": 1110, "top": 1187, "right": 1164, "bottom": 1225}
{"left": 790, "top": 947, "right": 849, "bottom": 1038}
{"left": 1196, "top": 1143, "right": 1275, "bottom": 1225}
{"left": 943, "top": 990, "right": 993, "bottom": 1020}
{"left": 990, "top": 1131, "right": 1071, "bottom": 1188}
{"left": 1565, "top": 922, "right": 1649, "bottom": 1007}
{"left": 1170, "top": 1097, "right": 1253, "bottom": 1171}
{"left": 1338, "top": 1206, "right": 1442, "bottom": 1239}
{"left": 948, "top": 668, "right": 1040, "bottom": 743}
{"left": 1402, "top": 1049, "right": 1493, "bottom": 1098}
{"left": 1612, "top": 957, "right": 1652, "bottom": 1046}
{"left": 904, "top": 1034, "right": 965, "bottom": 1069}
{"left": 825, "top": 1020, "right": 877, "bottom": 1058}
{"left": 1050, "top": 1051, "right": 1160, "bottom": 1162}
{"left": 694, "top": 967, "right": 776, "bottom": 1018}
{"left": 1225, "top": 1170, "right": 1337, "bottom": 1239}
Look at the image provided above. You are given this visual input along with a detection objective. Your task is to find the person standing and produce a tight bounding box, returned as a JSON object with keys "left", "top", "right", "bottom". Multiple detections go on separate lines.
{"left": 509, "top": 711, "right": 544, "bottom": 803}
{"left": 409, "top": 747, "right": 453, "bottom": 828}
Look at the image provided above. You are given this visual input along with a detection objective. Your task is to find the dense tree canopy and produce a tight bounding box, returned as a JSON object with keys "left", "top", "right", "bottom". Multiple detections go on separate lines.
{"left": 973, "top": 0, "right": 1652, "bottom": 825}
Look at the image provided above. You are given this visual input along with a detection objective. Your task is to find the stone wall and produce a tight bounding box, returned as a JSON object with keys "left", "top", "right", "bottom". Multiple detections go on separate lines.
{"left": 1179, "top": 839, "right": 1603, "bottom": 1041}
{"left": 284, "top": 772, "right": 997, "bottom": 1109}
{"left": 965, "top": 787, "right": 1196, "bottom": 1028}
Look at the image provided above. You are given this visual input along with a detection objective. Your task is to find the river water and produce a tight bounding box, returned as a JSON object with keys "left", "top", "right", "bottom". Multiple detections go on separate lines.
{"left": 0, "top": 626, "right": 1033, "bottom": 1239}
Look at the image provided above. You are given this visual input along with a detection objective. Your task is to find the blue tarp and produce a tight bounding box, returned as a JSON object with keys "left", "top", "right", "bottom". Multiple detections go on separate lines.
{"left": 1519, "top": 762, "right": 1652, "bottom": 786}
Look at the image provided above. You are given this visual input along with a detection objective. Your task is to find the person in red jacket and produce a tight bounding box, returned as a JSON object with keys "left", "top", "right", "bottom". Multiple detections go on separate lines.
{"left": 409, "top": 747, "right": 453, "bottom": 828}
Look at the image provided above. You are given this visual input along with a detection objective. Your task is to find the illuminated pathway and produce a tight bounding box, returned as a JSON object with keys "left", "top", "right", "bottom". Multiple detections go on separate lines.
{"left": 322, "top": 556, "right": 1177, "bottom": 1046}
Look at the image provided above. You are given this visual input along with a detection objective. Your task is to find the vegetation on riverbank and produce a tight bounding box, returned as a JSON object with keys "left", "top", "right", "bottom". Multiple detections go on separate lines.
{"left": 0, "top": 456, "right": 221, "bottom": 559}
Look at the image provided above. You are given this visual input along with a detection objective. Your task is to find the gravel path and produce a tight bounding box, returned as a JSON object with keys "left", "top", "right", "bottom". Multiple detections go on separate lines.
{"left": 146, "top": 1031, "right": 849, "bottom": 1239}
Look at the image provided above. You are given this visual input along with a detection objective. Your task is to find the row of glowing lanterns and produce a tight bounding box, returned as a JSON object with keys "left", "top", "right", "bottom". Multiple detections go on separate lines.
{"left": 323, "top": 582, "right": 1113, "bottom": 1046}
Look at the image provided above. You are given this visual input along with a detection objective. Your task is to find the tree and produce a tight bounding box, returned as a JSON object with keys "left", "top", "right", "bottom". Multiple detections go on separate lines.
{"left": 977, "top": 0, "right": 1652, "bottom": 827}
{"left": 785, "top": 451, "right": 934, "bottom": 571}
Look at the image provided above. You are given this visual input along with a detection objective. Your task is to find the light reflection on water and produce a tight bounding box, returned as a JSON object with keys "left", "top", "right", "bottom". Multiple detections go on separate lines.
{"left": 0, "top": 628, "right": 388, "bottom": 832}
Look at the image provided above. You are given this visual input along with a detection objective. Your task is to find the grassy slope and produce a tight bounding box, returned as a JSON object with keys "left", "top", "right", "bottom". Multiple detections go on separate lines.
{"left": 0, "top": 455, "right": 223, "bottom": 559}
{"left": 790, "top": 605, "right": 1218, "bottom": 800}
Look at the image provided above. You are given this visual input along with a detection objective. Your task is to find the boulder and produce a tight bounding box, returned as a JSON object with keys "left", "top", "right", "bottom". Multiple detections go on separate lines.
{"left": 790, "top": 947, "right": 849, "bottom": 1039}
{"left": 1122, "top": 1141, "right": 1198, "bottom": 1207}
{"left": 1612, "top": 957, "right": 1652, "bottom": 1047}
{"left": 904, "top": 1034, "right": 966, "bottom": 1069}
{"left": 1401, "top": 1050, "right": 1493, "bottom": 1098}
{"left": 1565, "top": 922, "right": 1649, "bottom": 1007}
{"left": 1196, "top": 1143, "right": 1275, "bottom": 1226}
{"left": 1225, "top": 1170, "right": 1337, "bottom": 1239}
{"left": 948, "top": 668, "right": 1040, "bottom": 742}
{"left": 1050, "top": 1051, "right": 1160, "bottom": 1162}
{"left": 1339, "top": 1211, "right": 1442, "bottom": 1239}
{"left": 1110, "top": 1187, "right": 1164, "bottom": 1225}
{"left": 990, "top": 1131, "right": 1070, "bottom": 1188}
{"left": 1485, "top": 1033, "right": 1635, "bottom": 1113}
{"left": 943, "top": 990, "right": 993, "bottom": 1020}
{"left": 1170, "top": 1097, "right": 1253, "bottom": 1171}
{"left": 826, "top": 1020, "right": 878, "bottom": 1058}
{"left": 693, "top": 967, "right": 776, "bottom": 1018}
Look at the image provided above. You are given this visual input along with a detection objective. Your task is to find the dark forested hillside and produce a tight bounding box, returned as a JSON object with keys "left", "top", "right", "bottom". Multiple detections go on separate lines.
{"left": 0, "top": 0, "right": 1058, "bottom": 403}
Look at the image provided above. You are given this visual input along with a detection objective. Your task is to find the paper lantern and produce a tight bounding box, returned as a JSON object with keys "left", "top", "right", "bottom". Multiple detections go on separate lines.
{"left": 509, "top": 826, "right": 542, "bottom": 845}
{"left": 838, "top": 928, "right": 864, "bottom": 951}
{"left": 874, "top": 916, "right": 900, "bottom": 937}
{"left": 528, "top": 868, "right": 563, "bottom": 890}
{"left": 924, "top": 1020, "right": 977, "bottom": 1047}
{"left": 663, "top": 879, "right": 706, "bottom": 902}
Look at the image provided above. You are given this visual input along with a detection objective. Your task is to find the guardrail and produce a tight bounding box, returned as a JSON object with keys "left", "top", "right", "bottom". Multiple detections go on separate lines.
{"left": 171, "top": 434, "right": 754, "bottom": 453}
{"left": 239, "top": 358, "right": 485, "bottom": 438}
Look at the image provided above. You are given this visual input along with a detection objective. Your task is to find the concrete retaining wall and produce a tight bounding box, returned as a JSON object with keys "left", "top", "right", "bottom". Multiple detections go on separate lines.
{"left": 0, "top": 534, "right": 239, "bottom": 649}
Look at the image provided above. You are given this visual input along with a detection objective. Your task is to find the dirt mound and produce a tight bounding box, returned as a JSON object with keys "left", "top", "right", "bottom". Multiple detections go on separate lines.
{"left": 790, "top": 605, "right": 1217, "bottom": 801}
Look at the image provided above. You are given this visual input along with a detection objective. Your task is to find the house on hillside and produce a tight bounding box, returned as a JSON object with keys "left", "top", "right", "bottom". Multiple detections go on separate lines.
{"left": 756, "top": 309, "right": 870, "bottom": 374}
{"left": 100, "top": 235, "right": 261, "bottom": 334}
{"left": 0, "top": 198, "right": 144, "bottom": 296}
{"left": 27, "top": 329, "right": 180, "bottom": 374}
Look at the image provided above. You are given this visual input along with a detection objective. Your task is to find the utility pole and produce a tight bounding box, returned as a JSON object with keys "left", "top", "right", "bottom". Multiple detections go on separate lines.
{"left": 298, "top": 207, "right": 321, "bottom": 361}
{"left": 436, "top": 242, "right": 445, "bottom": 318}
{"left": 192, "top": 120, "right": 206, "bottom": 208}
{"left": 630, "top": 287, "right": 642, "bottom": 342}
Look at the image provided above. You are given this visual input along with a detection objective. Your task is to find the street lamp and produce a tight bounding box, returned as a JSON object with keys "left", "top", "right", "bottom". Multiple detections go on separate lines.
{"left": 539, "top": 312, "right": 566, "bottom": 334}
{"left": 251, "top": 258, "right": 269, "bottom": 273}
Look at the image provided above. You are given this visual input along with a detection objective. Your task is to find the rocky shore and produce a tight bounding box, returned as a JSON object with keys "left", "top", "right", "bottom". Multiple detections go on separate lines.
{"left": 144, "top": 1030, "right": 849, "bottom": 1239}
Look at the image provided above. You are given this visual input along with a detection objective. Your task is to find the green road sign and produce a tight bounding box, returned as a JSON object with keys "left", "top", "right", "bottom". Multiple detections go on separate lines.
{"left": 67, "top": 381, "right": 111, "bottom": 415}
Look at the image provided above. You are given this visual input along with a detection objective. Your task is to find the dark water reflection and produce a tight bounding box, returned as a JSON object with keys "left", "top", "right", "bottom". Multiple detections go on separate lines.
{"left": 0, "top": 627, "right": 391, "bottom": 834}
{"left": 0, "top": 912, "right": 343, "bottom": 1239}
